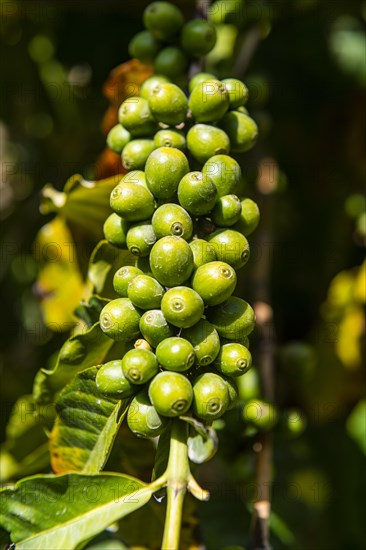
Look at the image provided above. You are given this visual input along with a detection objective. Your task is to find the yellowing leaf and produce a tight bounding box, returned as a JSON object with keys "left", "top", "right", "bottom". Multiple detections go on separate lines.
{"left": 336, "top": 306, "right": 365, "bottom": 369}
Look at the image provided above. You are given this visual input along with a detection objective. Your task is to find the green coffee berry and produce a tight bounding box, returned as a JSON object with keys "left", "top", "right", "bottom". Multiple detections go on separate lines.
{"left": 110, "top": 178, "right": 155, "bottom": 222}
{"left": 113, "top": 265, "right": 143, "bottom": 297}
{"left": 128, "top": 30, "right": 161, "bottom": 64}
{"left": 188, "top": 72, "right": 217, "bottom": 93}
{"left": 220, "top": 111, "right": 258, "bottom": 152}
{"left": 148, "top": 83, "right": 188, "bottom": 126}
{"left": 145, "top": 146, "right": 189, "bottom": 199}
{"left": 127, "top": 390, "right": 168, "bottom": 438}
{"left": 154, "top": 47, "right": 188, "bottom": 78}
{"left": 161, "top": 286, "right": 204, "bottom": 328}
{"left": 150, "top": 236, "right": 194, "bottom": 287}
{"left": 156, "top": 337, "right": 196, "bottom": 372}
{"left": 140, "top": 75, "right": 171, "bottom": 100}
{"left": 181, "top": 19, "right": 216, "bottom": 56}
{"left": 207, "top": 228, "right": 250, "bottom": 269}
{"left": 118, "top": 97, "right": 156, "bottom": 137}
{"left": 191, "top": 261, "right": 237, "bottom": 306}
{"left": 177, "top": 171, "right": 217, "bottom": 216}
{"left": 189, "top": 239, "right": 217, "bottom": 269}
{"left": 126, "top": 222, "right": 157, "bottom": 257}
{"left": 127, "top": 274, "right": 165, "bottom": 310}
{"left": 211, "top": 194, "right": 242, "bottom": 227}
{"left": 222, "top": 78, "right": 249, "bottom": 109}
{"left": 122, "top": 348, "right": 158, "bottom": 384}
{"left": 189, "top": 80, "right": 230, "bottom": 123}
{"left": 143, "top": 2, "right": 184, "bottom": 41}
{"left": 181, "top": 319, "right": 221, "bottom": 366}
{"left": 214, "top": 342, "right": 252, "bottom": 376}
{"left": 152, "top": 203, "right": 193, "bottom": 240}
{"left": 103, "top": 213, "right": 129, "bottom": 248}
{"left": 139, "top": 309, "right": 175, "bottom": 348}
{"left": 202, "top": 154, "right": 241, "bottom": 197}
{"left": 100, "top": 298, "right": 141, "bottom": 342}
{"left": 106, "top": 124, "right": 131, "bottom": 153}
{"left": 96, "top": 360, "right": 138, "bottom": 397}
{"left": 192, "top": 372, "right": 230, "bottom": 420}
{"left": 206, "top": 296, "right": 256, "bottom": 339}
{"left": 234, "top": 198, "right": 260, "bottom": 236}
{"left": 187, "top": 124, "right": 230, "bottom": 164}
{"left": 122, "top": 139, "right": 156, "bottom": 170}
{"left": 154, "top": 128, "right": 186, "bottom": 151}
{"left": 149, "top": 371, "right": 193, "bottom": 417}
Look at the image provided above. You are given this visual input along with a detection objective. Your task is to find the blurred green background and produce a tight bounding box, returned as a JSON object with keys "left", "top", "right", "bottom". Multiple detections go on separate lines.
{"left": 0, "top": 0, "right": 365, "bottom": 549}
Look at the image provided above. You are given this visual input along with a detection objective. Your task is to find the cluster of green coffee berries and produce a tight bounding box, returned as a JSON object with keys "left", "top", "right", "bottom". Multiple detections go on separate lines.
{"left": 97, "top": 2, "right": 260, "bottom": 439}
{"left": 128, "top": 2, "right": 216, "bottom": 79}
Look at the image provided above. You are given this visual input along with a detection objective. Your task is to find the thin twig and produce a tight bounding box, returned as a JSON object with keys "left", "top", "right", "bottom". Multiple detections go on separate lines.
{"left": 234, "top": 25, "right": 262, "bottom": 76}
{"left": 248, "top": 166, "right": 277, "bottom": 550}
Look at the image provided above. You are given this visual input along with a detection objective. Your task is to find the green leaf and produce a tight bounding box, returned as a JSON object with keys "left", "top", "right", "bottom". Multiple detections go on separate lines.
{"left": 0, "top": 472, "right": 152, "bottom": 550}
{"left": 181, "top": 416, "right": 218, "bottom": 464}
{"left": 74, "top": 295, "right": 110, "bottom": 328}
{"left": 83, "top": 532, "right": 128, "bottom": 549}
{"left": 40, "top": 174, "right": 120, "bottom": 241}
{"left": 88, "top": 240, "right": 135, "bottom": 298}
{"left": 0, "top": 395, "right": 49, "bottom": 482}
{"left": 49, "top": 367, "right": 129, "bottom": 474}
{"left": 346, "top": 399, "right": 366, "bottom": 454}
{"left": 33, "top": 322, "right": 116, "bottom": 409}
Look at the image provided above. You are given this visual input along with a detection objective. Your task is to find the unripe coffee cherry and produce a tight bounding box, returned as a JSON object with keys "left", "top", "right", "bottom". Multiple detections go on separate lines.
{"left": 122, "top": 348, "right": 158, "bottom": 384}
{"left": 156, "top": 337, "right": 196, "bottom": 372}
{"left": 152, "top": 204, "right": 193, "bottom": 241}
{"left": 126, "top": 222, "right": 157, "bottom": 257}
{"left": 149, "top": 371, "right": 193, "bottom": 417}
{"left": 234, "top": 198, "right": 260, "bottom": 236}
{"left": 202, "top": 154, "right": 241, "bottom": 197}
{"left": 148, "top": 83, "right": 188, "bottom": 126}
{"left": 96, "top": 360, "right": 138, "bottom": 397}
{"left": 128, "top": 30, "right": 161, "bottom": 64}
{"left": 189, "top": 80, "right": 230, "bottom": 123}
{"left": 207, "top": 228, "right": 250, "bottom": 270}
{"left": 181, "top": 319, "right": 220, "bottom": 366}
{"left": 127, "top": 390, "right": 168, "bottom": 438}
{"left": 187, "top": 124, "right": 230, "bottom": 164}
{"left": 222, "top": 78, "right": 249, "bottom": 109}
{"left": 178, "top": 171, "right": 217, "bottom": 216}
{"left": 161, "top": 286, "right": 204, "bottom": 328}
{"left": 211, "top": 194, "right": 242, "bottom": 227}
{"left": 154, "top": 129, "right": 186, "bottom": 151}
{"left": 140, "top": 75, "right": 171, "bottom": 100}
{"left": 188, "top": 72, "right": 218, "bottom": 93}
{"left": 206, "top": 297, "right": 256, "bottom": 339}
{"left": 122, "top": 139, "right": 156, "bottom": 170}
{"left": 110, "top": 178, "right": 155, "bottom": 222}
{"left": 127, "top": 274, "right": 165, "bottom": 310}
{"left": 143, "top": 2, "right": 184, "bottom": 41}
{"left": 118, "top": 97, "right": 156, "bottom": 137}
{"left": 113, "top": 265, "right": 143, "bottom": 297}
{"left": 139, "top": 309, "right": 175, "bottom": 348}
{"left": 107, "top": 124, "right": 131, "bottom": 153}
{"left": 150, "top": 236, "right": 194, "bottom": 287}
{"left": 191, "top": 261, "right": 237, "bottom": 306}
{"left": 103, "top": 213, "right": 129, "bottom": 248}
{"left": 192, "top": 372, "right": 230, "bottom": 420}
{"left": 145, "top": 147, "right": 189, "bottom": 199}
{"left": 181, "top": 19, "right": 216, "bottom": 56}
{"left": 189, "top": 239, "right": 217, "bottom": 269}
{"left": 154, "top": 47, "right": 188, "bottom": 78}
{"left": 220, "top": 111, "right": 258, "bottom": 152}
{"left": 214, "top": 343, "right": 252, "bottom": 376}
{"left": 243, "top": 399, "right": 278, "bottom": 431}
{"left": 100, "top": 298, "right": 141, "bottom": 342}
